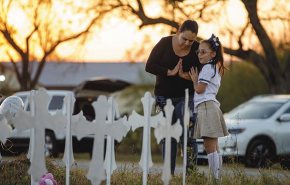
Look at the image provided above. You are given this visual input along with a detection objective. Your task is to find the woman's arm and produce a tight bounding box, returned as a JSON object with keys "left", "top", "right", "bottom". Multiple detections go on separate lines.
{"left": 145, "top": 37, "right": 170, "bottom": 76}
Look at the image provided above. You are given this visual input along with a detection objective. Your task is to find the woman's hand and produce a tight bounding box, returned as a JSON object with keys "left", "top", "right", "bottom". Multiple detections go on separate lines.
{"left": 178, "top": 59, "right": 185, "bottom": 77}
{"left": 178, "top": 59, "right": 192, "bottom": 80}
{"left": 167, "top": 59, "right": 182, "bottom": 76}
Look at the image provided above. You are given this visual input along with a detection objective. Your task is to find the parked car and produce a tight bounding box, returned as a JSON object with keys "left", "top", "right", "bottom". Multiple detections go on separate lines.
{"left": 197, "top": 94, "right": 290, "bottom": 168}
{"left": 2, "top": 77, "right": 132, "bottom": 158}
{"left": 2, "top": 90, "right": 93, "bottom": 157}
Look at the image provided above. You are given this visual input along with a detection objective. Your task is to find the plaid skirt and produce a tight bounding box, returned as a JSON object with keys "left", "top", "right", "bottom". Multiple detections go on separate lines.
{"left": 194, "top": 100, "right": 229, "bottom": 139}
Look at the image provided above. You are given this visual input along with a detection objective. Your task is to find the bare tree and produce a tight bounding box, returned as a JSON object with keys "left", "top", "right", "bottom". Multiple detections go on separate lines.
{"left": 0, "top": 0, "right": 116, "bottom": 90}
{"left": 95, "top": 0, "right": 290, "bottom": 93}
{"left": 1, "top": 0, "right": 289, "bottom": 93}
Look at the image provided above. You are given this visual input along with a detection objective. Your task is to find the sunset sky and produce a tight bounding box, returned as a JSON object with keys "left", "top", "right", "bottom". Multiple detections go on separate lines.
{"left": 0, "top": 0, "right": 287, "bottom": 63}
{"left": 54, "top": 0, "right": 247, "bottom": 62}
{"left": 64, "top": 0, "right": 247, "bottom": 62}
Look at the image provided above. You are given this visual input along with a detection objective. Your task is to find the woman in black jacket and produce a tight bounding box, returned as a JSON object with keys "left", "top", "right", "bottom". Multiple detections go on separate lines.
{"left": 146, "top": 20, "right": 201, "bottom": 174}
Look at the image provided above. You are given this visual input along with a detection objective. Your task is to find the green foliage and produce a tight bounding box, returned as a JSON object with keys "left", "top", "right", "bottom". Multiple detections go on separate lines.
{"left": 111, "top": 84, "right": 154, "bottom": 116}
{"left": 117, "top": 129, "right": 143, "bottom": 154}
{"left": 117, "top": 127, "right": 162, "bottom": 155}
{"left": 112, "top": 84, "right": 162, "bottom": 155}
{"left": 0, "top": 78, "right": 15, "bottom": 97}
{"left": 218, "top": 61, "right": 270, "bottom": 113}
{"left": 276, "top": 44, "right": 290, "bottom": 72}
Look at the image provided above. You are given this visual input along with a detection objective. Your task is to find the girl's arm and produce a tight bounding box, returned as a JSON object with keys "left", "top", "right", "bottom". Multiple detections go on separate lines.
{"left": 189, "top": 67, "right": 207, "bottom": 94}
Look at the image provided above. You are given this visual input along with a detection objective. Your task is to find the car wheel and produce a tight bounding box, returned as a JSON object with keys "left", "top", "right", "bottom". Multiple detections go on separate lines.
{"left": 245, "top": 140, "right": 274, "bottom": 168}
{"left": 45, "top": 131, "right": 58, "bottom": 158}
{"left": 280, "top": 156, "right": 290, "bottom": 170}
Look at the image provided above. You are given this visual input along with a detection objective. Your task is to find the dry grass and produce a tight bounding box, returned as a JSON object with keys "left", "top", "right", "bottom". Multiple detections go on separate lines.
{"left": 0, "top": 155, "right": 90, "bottom": 185}
{"left": 0, "top": 154, "right": 290, "bottom": 185}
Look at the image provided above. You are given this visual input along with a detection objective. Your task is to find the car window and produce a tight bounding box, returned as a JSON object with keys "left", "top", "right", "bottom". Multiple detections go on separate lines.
{"left": 27, "top": 103, "right": 30, "bottom": 111}
{"left": 17, "top": 96, "right": 30, "bottom": 111}
{"left": 18, "top": 96, "right": 27, "bottom": 103}
{"left": 22, "top": 95, "right": 64, "bottom": 112}
{"left": 284, "top": 107, "right": 290, "bottom": 114}
{"left": 225, "top": 102, "right": 283, "bottom": 119}
{"left": 49, "top": 96, "right": 64, "bottom": 110}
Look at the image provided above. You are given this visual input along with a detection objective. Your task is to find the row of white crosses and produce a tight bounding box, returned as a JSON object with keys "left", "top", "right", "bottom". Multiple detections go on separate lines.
{"left": 0, "top": 112, "right": 13, "bottom": 160}
{"left": 72, "top": 95, "right": 128, "bottom": 185}
{"left": 0, "top": 88, "right": 192, "bottom": 185}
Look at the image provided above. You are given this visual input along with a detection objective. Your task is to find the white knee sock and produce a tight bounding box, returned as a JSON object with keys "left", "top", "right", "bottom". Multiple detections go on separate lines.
{"left": 207, "top": 151, "right": 219, "bottom": 180}
{"left": 218, "top": 153, "right": 223, "bottom": 179}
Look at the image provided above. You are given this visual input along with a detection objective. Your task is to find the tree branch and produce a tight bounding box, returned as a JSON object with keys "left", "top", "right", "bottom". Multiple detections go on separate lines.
{"left": 140, "top": 17, "right": 179, "bottom": 29}
{"left": 0, "top": 28, "right": 25, "bottom": 57}
{"left": 5, "top": 51, "right": 21, "bottom": 83}
{"left": 31, "top": 12, "right": 106, "bottom": 88}
{"left": 238, "top": 20, "right": 250, "bottom": 49}
{"left": 26, "top": 25, "right": 38, "bottom": 59}
{"left": 223, "top": 47, "right": 270, "bottom": 82}
{"left": 242, "top": 0, "right": 281, "bottom": 74}
{"left": 123, "top": 0, "right": 179, "bottom": 29}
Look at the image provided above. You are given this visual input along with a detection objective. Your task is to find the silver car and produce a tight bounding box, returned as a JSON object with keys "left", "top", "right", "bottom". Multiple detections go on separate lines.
{"left": 197, "top": 95, "right": 290, "bottom": 169}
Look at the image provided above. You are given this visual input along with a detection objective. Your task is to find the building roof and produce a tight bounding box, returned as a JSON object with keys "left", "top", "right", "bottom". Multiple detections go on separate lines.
{"left": 2, "top": 62, "right": 154, "bottom": 89}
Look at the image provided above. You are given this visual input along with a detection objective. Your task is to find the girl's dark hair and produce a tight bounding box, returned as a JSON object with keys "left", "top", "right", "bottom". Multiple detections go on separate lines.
{"left": 179, "top": 20, "right": 198, "bottom": 34}
{"left": 201, "top": 34, "right": 226, "bottom": 77}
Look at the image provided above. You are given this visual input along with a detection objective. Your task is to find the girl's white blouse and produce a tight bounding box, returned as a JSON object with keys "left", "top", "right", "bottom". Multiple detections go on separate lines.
{"left": 194, "top": 64, "right": 221, "bottom": 112}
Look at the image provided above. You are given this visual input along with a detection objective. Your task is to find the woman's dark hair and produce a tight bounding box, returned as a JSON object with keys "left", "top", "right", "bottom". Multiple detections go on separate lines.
{"left": 179, "top": 20, "right": 198, "bottom": 34}
{"left": 201, "top": 34, "right": 226, "bottom": 77}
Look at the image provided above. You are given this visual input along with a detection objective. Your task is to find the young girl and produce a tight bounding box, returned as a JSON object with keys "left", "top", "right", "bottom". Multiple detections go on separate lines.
{"left": 189, "top": 34, "right": 229, "bottom": 181}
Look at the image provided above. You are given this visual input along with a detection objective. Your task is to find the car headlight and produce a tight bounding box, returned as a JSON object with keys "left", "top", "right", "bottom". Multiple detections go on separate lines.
{"left": 228, "top": 128, "right": 245, "bottom": 135}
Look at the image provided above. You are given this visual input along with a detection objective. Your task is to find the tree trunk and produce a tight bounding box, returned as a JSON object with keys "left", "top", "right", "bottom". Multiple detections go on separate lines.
{"left": 268, "top": 76, "right": 290, "bottom": 94}
{"left": 20, "top": 56, "right": 30, "bottom": 91}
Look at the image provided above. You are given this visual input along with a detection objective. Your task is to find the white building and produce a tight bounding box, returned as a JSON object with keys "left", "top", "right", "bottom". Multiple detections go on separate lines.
{"left": 0, "top": 61, "right": 154, "bottom": 91}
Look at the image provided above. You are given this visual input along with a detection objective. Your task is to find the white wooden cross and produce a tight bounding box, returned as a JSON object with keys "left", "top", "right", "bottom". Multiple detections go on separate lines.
{"left": 182, "top": 89, "right": 190, "bottom": 185}
{"left": 62, "top": 93, "right": 76, "bottom": 185}
{"left": 12, "top": 88, "right": 67, "bottom": 182}
{"left": 154, "top": 99, "right": 182, "bottom": 185}
{"left": 0, "top": 113, "right": 12, "bottom": 159}
{"left": 128, "top": 92, "right": 163, "bottom": 184}
{"left": 26, "top": 90, "right": 37, "bottom": 185}
{"left": 104, "top": 97, "right": 129, "bottom": 185}
{"left": 72, "top": 95, "right": 128, "bottom": 185}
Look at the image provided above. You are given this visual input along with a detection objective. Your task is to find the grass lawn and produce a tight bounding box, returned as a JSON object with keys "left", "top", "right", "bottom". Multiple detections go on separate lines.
{"left": 59, "top": 152, "right": 184, "bottom": 165}
{"left": 59, "top": 152, "right": 287, "bottom": 171}
{"left": 1, "top": 154, "right": 290, "bottom": 185}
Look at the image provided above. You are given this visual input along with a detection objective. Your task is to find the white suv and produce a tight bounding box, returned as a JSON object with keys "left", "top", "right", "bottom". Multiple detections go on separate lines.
{"left": 1, "top": 78, "right": 131, "bottom": 157}
{"left": 197, "top": 95, "right": 290, "bottom": 168}
{"left": 5, "top": 90, "right": 95, "bottom": 157}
